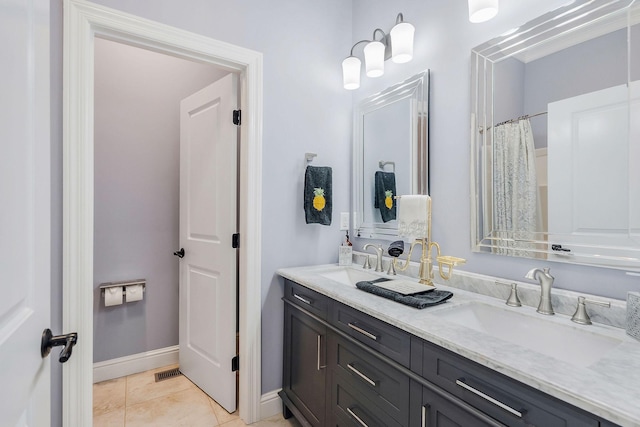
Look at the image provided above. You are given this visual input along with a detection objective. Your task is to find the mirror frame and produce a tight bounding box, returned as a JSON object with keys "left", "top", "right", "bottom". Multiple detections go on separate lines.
{"left": 470, "top": 0, "right": 640, "bottom": 270}
{"left": 353, "top": 70, "right": 430, "bottom": 239}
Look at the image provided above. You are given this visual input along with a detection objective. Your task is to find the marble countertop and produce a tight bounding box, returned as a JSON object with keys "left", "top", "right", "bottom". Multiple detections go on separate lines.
{"left": 277, "top": 263, "right": 640, "bottom": 427}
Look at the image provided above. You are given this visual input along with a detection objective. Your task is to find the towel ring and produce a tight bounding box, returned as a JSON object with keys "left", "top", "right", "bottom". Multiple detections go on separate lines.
{"left": 379, "top": 161, "right": 395, "bottom": 173}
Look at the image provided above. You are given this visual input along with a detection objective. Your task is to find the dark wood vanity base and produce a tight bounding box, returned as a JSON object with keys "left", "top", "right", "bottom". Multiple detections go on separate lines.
{"left": 280, "top": 278, "right": 620, "bottom": 427}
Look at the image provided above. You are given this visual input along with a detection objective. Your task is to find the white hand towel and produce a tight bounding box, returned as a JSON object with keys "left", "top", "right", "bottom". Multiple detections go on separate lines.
{"left": 397, "top": 195, "right": 430, "bottom": 239}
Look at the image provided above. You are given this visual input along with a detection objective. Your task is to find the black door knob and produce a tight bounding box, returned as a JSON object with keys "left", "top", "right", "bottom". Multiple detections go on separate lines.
{"left": 41, "top": 328, "right": 78, "bottom": 363}
{"left": 173, "top": 248, "right": 185, "bottom": 258}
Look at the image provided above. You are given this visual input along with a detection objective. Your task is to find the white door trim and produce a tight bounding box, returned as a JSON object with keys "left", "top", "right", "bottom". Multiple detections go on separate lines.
{"left": 63, "top": 1, "right": 263, "bottom": 425}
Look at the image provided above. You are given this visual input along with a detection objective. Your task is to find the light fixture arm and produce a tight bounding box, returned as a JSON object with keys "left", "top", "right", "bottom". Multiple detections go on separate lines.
{"left": 372, "top": 28, "right": 386, "bottom": 42}
{"left": 349, "top": 39, "right": 371, "bottom": 56}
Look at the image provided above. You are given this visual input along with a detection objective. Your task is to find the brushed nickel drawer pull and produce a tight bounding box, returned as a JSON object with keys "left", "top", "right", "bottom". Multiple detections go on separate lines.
{"left": 456, "top": 379, "right": 523, "bottom": 418}
{"left": 421, "top": 404, "right": 430, "bottom": 427}
{"left": 347, "top": 323, "right": 378, "bottom": 341}
{"left": 347, "top": 363, "right": 377, "bottom": 387}
{"left": 346, "top": 407, "right": 369, "bottom": 427}
{"left": 316, "top": 335, "right": 326, "bottom": 370}
{"left": 293, "top": 293, "right": 312, "bottom": 305}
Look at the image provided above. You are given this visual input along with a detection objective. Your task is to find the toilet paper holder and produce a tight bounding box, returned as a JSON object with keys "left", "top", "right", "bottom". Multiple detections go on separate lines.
{"left": 99, "top": 279, "right": 146, "bottom": 297}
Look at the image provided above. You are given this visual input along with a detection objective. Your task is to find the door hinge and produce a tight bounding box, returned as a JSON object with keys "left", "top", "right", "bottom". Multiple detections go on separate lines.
{"left": 232, "top": 233, "right": 240, "bottom": 248}
{"left": 233, "top": 110, "right": 241, "bottom": 125}
{"left": 232, "top": 355, "right": 239, "bottom": 372}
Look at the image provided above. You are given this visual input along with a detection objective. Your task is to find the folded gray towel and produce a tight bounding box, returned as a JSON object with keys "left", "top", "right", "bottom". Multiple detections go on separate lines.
{"left": 356, "top": 278, "right": 453, "bottom": 309}
{"left": 304, "top": 166, "right": 332, "bottom": 225}
{"left": 374, "top": 171, "right": 397, "bottom": 223}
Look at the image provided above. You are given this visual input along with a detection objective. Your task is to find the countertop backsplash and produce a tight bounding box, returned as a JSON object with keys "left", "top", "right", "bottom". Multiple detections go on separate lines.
{"left": 352, "top": 251, "right": 627, "bottom": 329}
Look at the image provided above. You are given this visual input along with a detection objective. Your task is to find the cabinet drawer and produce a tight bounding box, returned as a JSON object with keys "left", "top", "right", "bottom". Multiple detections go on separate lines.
{"left": 332, "top": 370, "right": 404, "bottom": 427}
{"left": 421, "top": 341, "right": 599, "bottom": 427}
{"left": 284, "top": 279, "right": 329, "bottom": 319}
{"left": 329, "top": 334, "right": 409, "bottom": 426}
{"left": 330, "top": 301, "right": 411, "bottom": 367}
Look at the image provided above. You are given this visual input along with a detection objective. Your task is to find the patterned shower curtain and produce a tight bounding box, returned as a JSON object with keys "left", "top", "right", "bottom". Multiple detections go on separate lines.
{"left": 493, "top": 118, "right": 539, "bottom": 255}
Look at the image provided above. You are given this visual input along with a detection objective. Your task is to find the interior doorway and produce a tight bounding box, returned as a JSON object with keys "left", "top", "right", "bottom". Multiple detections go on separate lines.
{"left": 92, "top": 38, "right": 240, "bottom": 415}
{"left": 63, "top": 0, "right": 263, "bottom": 425}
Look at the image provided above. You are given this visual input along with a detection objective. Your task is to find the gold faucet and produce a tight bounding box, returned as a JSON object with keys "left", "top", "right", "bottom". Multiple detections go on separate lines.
{"left": 392, "top": 196, "right": 466, "bottom": 286}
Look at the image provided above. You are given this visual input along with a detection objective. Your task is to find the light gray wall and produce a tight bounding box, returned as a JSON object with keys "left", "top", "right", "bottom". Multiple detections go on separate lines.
{"left": 350, "top": 0, "right": 640, "bottom": 306}
{"left": 493, "top": 57, "right": 525, "bottom": 124}
{"left": 50, "top": 1, "right": 63, "bottom": 424}
{"left": 93, "top": 38, "right": 227, "bottom": 362}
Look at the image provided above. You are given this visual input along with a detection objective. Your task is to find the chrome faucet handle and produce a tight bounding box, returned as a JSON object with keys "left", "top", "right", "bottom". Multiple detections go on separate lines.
{"left": 496, "top": 281, "right": 522, "bottom": 307}
{"left": 506, "top": 283, "right": 522, "bottom": 307}
{"left": 386, "top": 259, "right": 397, "bottom": 276}
{"left": 363, "top": 256, "right": 372, "bottom": 270}
{"left": 571, "top": 296, "right": 611, "bottom": 325}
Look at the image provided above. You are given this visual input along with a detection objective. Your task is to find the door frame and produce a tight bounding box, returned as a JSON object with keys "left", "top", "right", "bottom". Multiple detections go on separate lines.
{"left": 63, "top": 0, "right": 263, "bottom": 425}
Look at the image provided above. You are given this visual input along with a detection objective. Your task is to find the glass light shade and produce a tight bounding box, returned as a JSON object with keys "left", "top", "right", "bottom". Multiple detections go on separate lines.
{"left": 390, "top": 21, "right": 415, "bottom": 63}
{"left": 363, "top": 41, "right": 385, "bottom": 78}
{"left": 468, "top": 0, "right": 499, "bottom": 23}
{"left": 342, "top": 56, "right": 361, "bottom": 90}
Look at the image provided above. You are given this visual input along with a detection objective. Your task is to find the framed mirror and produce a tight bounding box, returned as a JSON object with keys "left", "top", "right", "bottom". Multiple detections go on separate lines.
{"left": 471, "top": 0, "right": 640, "bottom": 269}
{"left": 353, "top": 70, "right": 430, "bottom": 239}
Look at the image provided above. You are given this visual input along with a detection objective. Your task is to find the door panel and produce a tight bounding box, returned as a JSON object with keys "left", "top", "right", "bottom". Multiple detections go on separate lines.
{"left": 548, "top": 82, "right": 639, "bottom": 262}
{"left": 0, "top": 0, "right": 51, "bottom": 425}
{"left": 187, "top": 268, "right": 221, "bottom": 361}
{"left": 179, "top": 73, "right": 239, "bottom": 413}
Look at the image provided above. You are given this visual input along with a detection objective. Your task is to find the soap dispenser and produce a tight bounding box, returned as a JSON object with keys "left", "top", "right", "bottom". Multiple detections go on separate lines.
{"left": 339, "top": 231, "right": 353, "bottom": 266}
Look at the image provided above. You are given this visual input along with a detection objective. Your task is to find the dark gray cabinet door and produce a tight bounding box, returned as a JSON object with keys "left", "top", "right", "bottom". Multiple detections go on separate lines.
{"left": 283, "top": 303, "right": 328, "bottom": 426}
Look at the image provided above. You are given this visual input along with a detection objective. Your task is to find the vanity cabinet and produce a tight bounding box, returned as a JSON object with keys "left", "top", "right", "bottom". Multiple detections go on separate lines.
{"left": 280, "top": 279, "right": 615, "bottom": 427}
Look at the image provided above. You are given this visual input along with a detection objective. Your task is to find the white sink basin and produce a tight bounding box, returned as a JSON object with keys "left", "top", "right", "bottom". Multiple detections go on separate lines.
{"left": 318, "top": 267, "right": 381, "bottom": 287}
{"left": 436, "top": 302, "right": 623, "bottom": 367}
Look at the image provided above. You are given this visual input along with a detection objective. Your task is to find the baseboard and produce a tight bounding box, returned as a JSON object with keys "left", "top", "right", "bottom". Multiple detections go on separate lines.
{"left": 260, "top": 389, "right": 283, "bottom": 420}
{"left": 93, "top": 345, "right": 179, "bottom": 383}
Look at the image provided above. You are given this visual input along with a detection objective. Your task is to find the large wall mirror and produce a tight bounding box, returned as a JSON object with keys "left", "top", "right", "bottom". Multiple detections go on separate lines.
{"left": 471, "top": 0, "right": 640, "bottom": 269}
{"left": 353, "top": 70, "right": 430, "bottom": 239}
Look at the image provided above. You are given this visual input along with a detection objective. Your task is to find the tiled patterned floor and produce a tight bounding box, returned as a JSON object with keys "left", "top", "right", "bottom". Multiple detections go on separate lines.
{"left": 93, "top": 365, "right": 301, "bottom": 426}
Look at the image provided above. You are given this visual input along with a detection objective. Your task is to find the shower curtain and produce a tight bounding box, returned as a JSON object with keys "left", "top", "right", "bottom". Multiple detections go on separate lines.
{"left": 493, "top": 118, "right": 539, "bottom": 256}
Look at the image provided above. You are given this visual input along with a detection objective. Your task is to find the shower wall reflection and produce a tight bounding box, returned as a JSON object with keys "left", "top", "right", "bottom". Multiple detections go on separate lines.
{"left": 472, "top": 0, "right": 640, "bottom": 268}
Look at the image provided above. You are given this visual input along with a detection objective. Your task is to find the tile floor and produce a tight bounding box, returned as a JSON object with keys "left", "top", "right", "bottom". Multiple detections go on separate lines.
{"left": 93, "top": 365, "right": 301, "bottom": 427}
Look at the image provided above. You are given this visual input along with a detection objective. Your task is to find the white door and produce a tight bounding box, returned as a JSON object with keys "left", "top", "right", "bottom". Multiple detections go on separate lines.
{"left": 0, "top": 0, "right": 51, "bottom": 425}
{"left": 547, "top": 82, "right": 639, "bottom": 263}
{"left": 179, "top": 73, "right": 239, "bottom": 413}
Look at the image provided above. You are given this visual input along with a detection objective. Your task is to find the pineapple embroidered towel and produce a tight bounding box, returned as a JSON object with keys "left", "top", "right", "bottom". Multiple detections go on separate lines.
{"left": 374, "top": 171, "right": 397, "bottom": 223}
{"left": 304, "top": 165, "right": 332, "bottom": 225}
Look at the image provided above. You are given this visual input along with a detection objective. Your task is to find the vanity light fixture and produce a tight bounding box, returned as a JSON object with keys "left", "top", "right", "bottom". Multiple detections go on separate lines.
{"left": 342, "top": 13, "right": 415, "bottom": 90}
{"left": 468, "top": 0, "right": 499, "bottom": 23}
